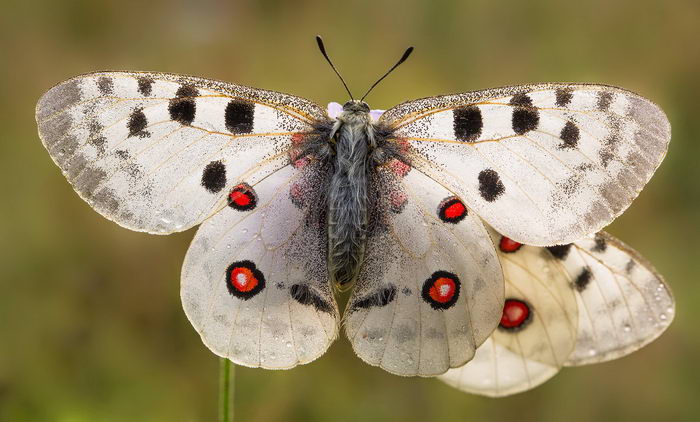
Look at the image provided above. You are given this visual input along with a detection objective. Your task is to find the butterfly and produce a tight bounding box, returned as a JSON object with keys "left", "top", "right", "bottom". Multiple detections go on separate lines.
{"left": 36, "top": 37, "right": 672, "bottom": 382}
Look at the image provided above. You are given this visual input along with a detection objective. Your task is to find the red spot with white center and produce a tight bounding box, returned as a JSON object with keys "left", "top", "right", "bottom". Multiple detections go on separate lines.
{"left": 228, "top": 183, "right": 257, "bottom": 211}
{"left": 438, "top": 196, "right": 467, "bottom": 223}
{"left": 430, "top": 277, "right": 456, "bottom": 303}
{"left": 499, "top": 236, "right": 523, "bottom": 253}
{"left": 421, "top": 270, "right": 461, "bottom": 309}
{"left": 291, "top": 132, "right": 305, "bottom": 145}
{"left": 225, "top": 260, "right": 265, "bottom": 299}
{"left": 499, "top": 299, "right": 531, "bottom": 330}
{"left": 230, "top": 267, "right": 258, "bottom": 292}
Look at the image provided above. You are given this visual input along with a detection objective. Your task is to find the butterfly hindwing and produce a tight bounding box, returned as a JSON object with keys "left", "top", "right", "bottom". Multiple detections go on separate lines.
{"left": 381, "top": 84, "right": 670, "bottom": 246}
{"left": 556, "top": 232, "right": 674, "bottom": 365}
{"left": 439, "top": 228, "right": 578, "bottom": 396}
{"left": 343, "top": 165, "right": 504, "bottom": 377}
{"left": 36, "top": 71, "right": 326, "bottom": 234}
{"left": 439, "top": 230, "right": 674, "bottom": 396}
{"left": 181, "top": 159, "right": 339, "bottom": 369}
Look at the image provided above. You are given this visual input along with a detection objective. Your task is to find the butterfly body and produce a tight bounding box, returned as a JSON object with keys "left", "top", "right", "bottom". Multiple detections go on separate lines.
{"left": 324, "top": 100, "right": 402, "bottom": 288}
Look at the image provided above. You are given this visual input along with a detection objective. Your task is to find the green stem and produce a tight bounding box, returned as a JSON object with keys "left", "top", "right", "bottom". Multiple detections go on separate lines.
{"left": 219, "top": 358, "right": 234, "bottom": 422}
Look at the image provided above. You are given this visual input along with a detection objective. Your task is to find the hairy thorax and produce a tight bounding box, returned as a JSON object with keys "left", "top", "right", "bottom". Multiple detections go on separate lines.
{"left": 325, "top": 102, "right": 404, "bottom": 289}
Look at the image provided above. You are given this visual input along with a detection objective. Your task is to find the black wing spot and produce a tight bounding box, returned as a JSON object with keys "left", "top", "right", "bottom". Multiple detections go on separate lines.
{"left": 127, "top": 107, "right": 149, "bottom": 138}
{"left": 225, "top": 100, "right": 255, "bottom": 134}
{"left": 478, "top": 169, "right": 505, "bottom": 202}
{"left": 592, "top": 233, "right": 607, "bottom": 252}
{"left": 201, "top": 160, "right": 227, "bottom": 193}
{"left": 168, "top": 84, "right": 198, "bottom": 125}
{"left": 597, "top": 91, "right": 613, "bottom": 111}
{"left": 546, "top": 244, "right": 572, "bottom": 260}
{"left": 137, "top": 77, "right": 154, "bottom": 96}
{"left": 290, "top": 284, "right": 334, "bottom": 314}
{"left": 573, "top": 267, "right": 593, "bottom": 291}
{"left": 560, "top": 121, "right": 580, "bottom": 149}
{"left": 352, "top": 285, "right": 397, "bottom": 310}
{"left": 510, "top": 93, "right": 533, "bottom": 107}
{"left": 97, "top": 77, "right": 113, "bottom": 95}
{"left": 511, "top": 93, "right": 539, "bottom": 135}
{"left": 453, "top": 106, "right": 482, "bottom": 142}
{"left": 555, "top": 88, "right": 573, "bottom": 107}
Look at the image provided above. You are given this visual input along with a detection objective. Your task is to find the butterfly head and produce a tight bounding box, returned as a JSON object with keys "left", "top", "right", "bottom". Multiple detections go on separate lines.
{"left": 342, "top": 100, "right": 371, "bottom": 114}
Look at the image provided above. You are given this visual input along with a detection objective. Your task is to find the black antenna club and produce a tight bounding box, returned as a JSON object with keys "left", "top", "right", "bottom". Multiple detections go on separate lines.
{"left": 316, "top": 35, "right": 354, "bottom": 101}
{"left": 360, "top": 46, "right": 414, "bottom": 102}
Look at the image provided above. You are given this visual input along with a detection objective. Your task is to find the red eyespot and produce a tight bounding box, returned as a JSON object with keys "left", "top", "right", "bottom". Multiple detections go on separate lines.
{"left": 499, "top": 299, "right": 532, "bottom": 331}
{"left": 499, "top": 236, "right": 523, "bottom": 253}
{"left": 430, "top": 277, "right": 457, "bottom": 303}
{"left": 421, "top": 271, "right": 461, "bottom": 310}
{"left": 225, "top": 260, "right": 265, "bottom": 299}
{"left": 230, "top": 267, "right": 258, "bottom": 292}
{"left": 438, "top": 196, "right": 467, "bottom": 223}
{"left": 228, "top": 183, "right": 257, "bottom": 211}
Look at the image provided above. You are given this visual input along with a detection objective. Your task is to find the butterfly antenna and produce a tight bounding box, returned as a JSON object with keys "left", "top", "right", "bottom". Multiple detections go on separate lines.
{"left": 360, "top": 46, "right": 414, "bottom": 102}
{"left": 316, "top": 35, "right": 354, "bottom": 101}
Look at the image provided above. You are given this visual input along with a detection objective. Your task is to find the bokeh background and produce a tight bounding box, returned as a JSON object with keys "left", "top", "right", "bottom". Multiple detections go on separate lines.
{"left": 1, "top": 0, "right": 699, "bottom": 421}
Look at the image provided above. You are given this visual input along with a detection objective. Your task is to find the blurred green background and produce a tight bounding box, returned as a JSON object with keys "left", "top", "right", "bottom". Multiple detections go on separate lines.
{"left": 1, "top": 0, "right": 699, "bottom": 420}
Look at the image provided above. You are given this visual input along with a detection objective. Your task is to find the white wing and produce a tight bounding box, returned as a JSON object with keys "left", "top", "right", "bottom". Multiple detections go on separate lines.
{"left": 439, "top": 230, "right": 674, "bottom": 396}
{"left": 381, "top": 84, "right": 670, "bottom": 245}
{"left": 344, "top": 164, "right": 504, "bottom": 376}
{"left": 439, "top": 228, "right": 577, "bottom": 396}
{"left": 553, "top": 232, "right": 675, "bottom": 365}
{"left": 181, "top": 160, "right": 339, "bottom": 369}
{"left": 36, "top": 71, "right": 326, "bottom": 234}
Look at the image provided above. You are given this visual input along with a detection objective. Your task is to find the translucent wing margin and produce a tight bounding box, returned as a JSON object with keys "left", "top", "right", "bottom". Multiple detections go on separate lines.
{"left": 36, "top": 71, "right": 326, "bottom": 234}
{"left": 381, "top": 84, "right": 670, "bottom": 245}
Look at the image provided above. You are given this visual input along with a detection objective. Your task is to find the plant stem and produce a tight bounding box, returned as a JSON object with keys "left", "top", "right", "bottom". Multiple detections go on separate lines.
{"left": 219, "top": 357, "right": 234, "bottom": 422}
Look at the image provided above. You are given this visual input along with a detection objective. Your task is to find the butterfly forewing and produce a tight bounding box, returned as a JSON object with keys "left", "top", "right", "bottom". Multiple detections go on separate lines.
{"left": 36, "top": 71, "right": 326, "bottom": 234}
{"left": 343, "top": 166, "right": 504, "bottom": 377}
{"left": 381, "top": 84, "right": 670, "bottom": 246}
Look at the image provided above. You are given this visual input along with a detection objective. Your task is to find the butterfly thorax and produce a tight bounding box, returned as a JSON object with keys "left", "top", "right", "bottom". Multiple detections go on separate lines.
{"left": 326, "top": 101, "right": 375, "bottom": 289}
